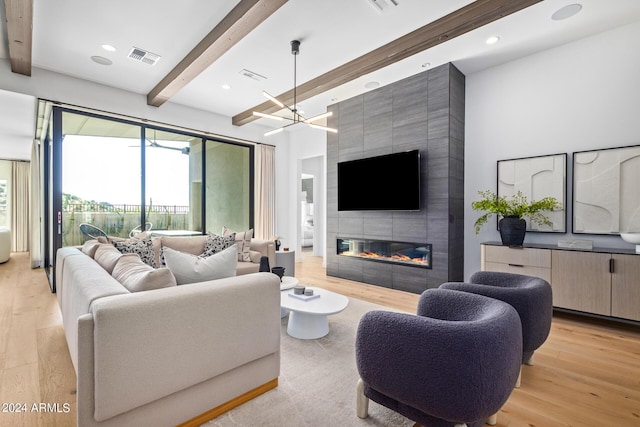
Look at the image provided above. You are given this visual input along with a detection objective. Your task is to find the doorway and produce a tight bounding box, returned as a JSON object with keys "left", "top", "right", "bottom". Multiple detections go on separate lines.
{"left": 300, "top": 173, "right": 314, "bottom": 252}
{"left": 299, "top": 156, "right": 324, "bottom": 259}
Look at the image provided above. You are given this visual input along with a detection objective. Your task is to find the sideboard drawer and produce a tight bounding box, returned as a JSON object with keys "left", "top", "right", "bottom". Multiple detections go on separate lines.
{"left": 483, "top": 245, "right": 551, "bottom": 268}
{"left": 483, "top": 261, "right": 552, "bottom": 283}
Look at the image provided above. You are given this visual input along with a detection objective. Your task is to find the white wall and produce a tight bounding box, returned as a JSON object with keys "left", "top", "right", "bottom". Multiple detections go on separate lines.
{"left": 0, "top": 59, "right": 270, "bottom": 143}
{"left": 464, "top": 21, "right": 640, "bottom": 278}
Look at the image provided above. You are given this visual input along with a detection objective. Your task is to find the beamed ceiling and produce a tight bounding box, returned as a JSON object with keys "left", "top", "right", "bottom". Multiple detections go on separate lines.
{"left": 1, "top": 0, "right": 640, "bottom": 150}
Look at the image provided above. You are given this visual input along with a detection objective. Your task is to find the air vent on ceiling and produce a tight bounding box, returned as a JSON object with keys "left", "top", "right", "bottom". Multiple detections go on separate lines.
{"left": 366, "top": 0, "right": 398, "bottom": 13}
{"left": 128, "top": 47, "right": 161, "bottom": 66}
{"left": 239, "top": 68, "right": 267, "bottom": 81}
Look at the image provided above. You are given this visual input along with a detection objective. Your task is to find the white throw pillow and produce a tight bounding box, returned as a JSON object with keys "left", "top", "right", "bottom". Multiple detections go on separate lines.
{"left": 163, "top": 245, "right": 238, "bottom": 285}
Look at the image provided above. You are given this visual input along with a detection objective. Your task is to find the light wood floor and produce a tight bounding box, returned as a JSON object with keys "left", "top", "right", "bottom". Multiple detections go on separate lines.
{"left": 1, "top": 252, "right": 639, "bottom": 427}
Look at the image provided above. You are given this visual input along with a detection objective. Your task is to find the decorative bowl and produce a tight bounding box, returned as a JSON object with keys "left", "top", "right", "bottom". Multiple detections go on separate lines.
{"left": 620, "top": 232, "right": 640, "bottom": 253}
{"left": 271, "top": 266, "right": 285, "bottom": 280}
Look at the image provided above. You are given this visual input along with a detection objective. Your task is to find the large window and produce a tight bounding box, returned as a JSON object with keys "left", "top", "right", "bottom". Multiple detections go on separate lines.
{"left": 145, "top": 128, "right": 202, "bottom": 233}
{"left": 61, "top": 112, "right": 141, "bottom": 245}
{"left": 51, "top": 108, "right": 253, "bottom": 250}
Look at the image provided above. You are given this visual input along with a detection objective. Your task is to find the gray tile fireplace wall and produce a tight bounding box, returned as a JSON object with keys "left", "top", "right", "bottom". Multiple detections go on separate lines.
{"left": 326, "top": 63, "right": 464, "bottom": 293}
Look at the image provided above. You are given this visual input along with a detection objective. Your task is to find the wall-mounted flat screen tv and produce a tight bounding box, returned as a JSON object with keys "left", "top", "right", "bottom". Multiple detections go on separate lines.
{"left": 337, "top": 150, "right": 421, "bottom": 211}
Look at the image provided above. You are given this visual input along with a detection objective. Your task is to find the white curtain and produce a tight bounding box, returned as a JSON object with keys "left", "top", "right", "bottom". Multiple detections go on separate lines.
{"left": 254, "top": 144, "right": 275, "bottom": 240}
{"left": 30, "top": 139, "right": 42, "bottom": 267}
{"left": 11, "top": 161, "right": 30, "bottom": 252}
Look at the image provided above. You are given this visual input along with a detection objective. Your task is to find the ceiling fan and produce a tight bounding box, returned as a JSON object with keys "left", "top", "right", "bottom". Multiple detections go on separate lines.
{"left": 144, "top": 139, "right": 190, "bottom": 155}
{"left": 254, "top": 40, "right": 337, "bottom": 137}
{"left": 129, "top": 133, "right": 190, "bottom": 155}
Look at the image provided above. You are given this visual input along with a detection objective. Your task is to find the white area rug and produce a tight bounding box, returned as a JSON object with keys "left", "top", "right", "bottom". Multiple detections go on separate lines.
{"left": 204, "top": 297, "right": 414, "bottom": 426}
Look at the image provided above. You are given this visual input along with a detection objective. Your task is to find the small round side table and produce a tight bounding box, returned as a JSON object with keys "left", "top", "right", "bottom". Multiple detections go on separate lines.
{"left": 275, "top": 250, "right": 295, "bottom": 277}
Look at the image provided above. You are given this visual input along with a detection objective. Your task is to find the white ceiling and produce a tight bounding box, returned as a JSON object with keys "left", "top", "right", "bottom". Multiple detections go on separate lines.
{"left": 2, "top": 0, "right": 640, "bottom": 159}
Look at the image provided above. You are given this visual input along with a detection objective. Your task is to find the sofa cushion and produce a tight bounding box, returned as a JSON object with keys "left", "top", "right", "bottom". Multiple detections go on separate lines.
{"left": 112, "top": 254, "right": 177, "bottom": 292}
{"left": 249, "top": 250, "right": 262, "bottom": 264}
{"left": 223, "top": 227, "right": 253, "bottom": 262}
{"left": 113, "top": 237, "right": 157, "bottom": 268}
{"left": 163, "top": 245, "right": 237, "bottom": 285}
{"left": 94, "top": 244, "right": 125, "bottom": 274}
{"left": 202, "top": 233, "right": 236, "bottom": 257}
{"left": 81, "top": 239, "right": 101, "bottom": 258}
{"left": 237, "top": 261, "right": 260, "bottom": 276}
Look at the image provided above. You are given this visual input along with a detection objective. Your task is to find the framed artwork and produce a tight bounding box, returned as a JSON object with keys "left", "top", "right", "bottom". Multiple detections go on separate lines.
{"left": 573, "top": 144, "right": 640, "bottom": 234}
{"left": 497, "top": 153, "right": 567, "bottom": 232}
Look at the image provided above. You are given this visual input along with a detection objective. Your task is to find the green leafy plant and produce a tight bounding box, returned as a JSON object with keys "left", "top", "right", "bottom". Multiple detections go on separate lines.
{"left": 472, "top": 190, "right": 561, "bottom": 234}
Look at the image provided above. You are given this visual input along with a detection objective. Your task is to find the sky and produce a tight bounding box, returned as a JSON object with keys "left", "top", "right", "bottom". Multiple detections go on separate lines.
{"left": 62, "top": 135, "right": 190, "bottom": 206}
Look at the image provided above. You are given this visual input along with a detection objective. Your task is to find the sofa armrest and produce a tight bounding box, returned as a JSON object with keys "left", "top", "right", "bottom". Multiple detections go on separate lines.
{"left": 87, "top": 272, "right": 281, "bottom": 422}
{"left": 250, "top": 239, "right": 276, "bottom": 269}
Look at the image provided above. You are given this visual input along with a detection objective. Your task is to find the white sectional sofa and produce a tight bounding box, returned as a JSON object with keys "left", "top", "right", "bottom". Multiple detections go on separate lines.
{"left": 55, "top": 236, "right": 281, "bottom": 427}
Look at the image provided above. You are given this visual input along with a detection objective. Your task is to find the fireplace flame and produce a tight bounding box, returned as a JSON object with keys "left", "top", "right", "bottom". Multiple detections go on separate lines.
{"left": 355, "top": 251, "right": 425, "bottom": 264}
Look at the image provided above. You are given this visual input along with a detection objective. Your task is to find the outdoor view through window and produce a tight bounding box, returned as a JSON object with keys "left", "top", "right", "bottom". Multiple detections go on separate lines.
{"left": 60, "top": 111, "right": 249, "bottom": 246}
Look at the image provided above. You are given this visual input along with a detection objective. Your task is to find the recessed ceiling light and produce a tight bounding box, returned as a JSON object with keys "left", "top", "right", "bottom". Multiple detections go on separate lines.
{"left": 552, "top": 4, "right": 582, "bottom": 21}
{"left": 221, "top": 84, "right": 231, "bottom": 90}
{"left": 421, "top": 62, "right": 431, "bottom": 68}
{"left": 486, "top": 36, "right": 500, "bottom": 45}
{"left": 101, "top": 44, "right": 116, "bottom": 52}
{"left": 91, "top": 56, "right": 112, "bottom": 66}
{"left": 364, "top": 81, "right": 380, "bottom": 89}
{"left": 331, "top": 97, "right": 338, "bottom": 102}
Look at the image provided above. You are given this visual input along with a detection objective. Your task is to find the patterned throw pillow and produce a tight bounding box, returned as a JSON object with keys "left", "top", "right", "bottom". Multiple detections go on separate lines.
{"left": 202, "top": 233, "right": 236, "bottom": 258}
{"left": 113, "top": 237, "right": 157, "bottom": 268}
{"left": 223, "top": 227, "right": 253, "bottom": 262}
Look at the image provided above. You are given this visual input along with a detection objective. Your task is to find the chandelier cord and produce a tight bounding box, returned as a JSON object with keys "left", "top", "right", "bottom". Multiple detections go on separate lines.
{"left": 293, "top": 45, "right": 298, "bottom": 121}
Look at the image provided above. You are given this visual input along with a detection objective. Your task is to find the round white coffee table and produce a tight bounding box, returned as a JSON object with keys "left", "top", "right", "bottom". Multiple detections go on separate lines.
{"left": 280, "top": 277, "right": 299, "bottom": 318}
{"left": 280, "top": 276, "right": 298, "bottom": 291}
{"left": 280, "top": 287, "right": 349, "bottom": 339}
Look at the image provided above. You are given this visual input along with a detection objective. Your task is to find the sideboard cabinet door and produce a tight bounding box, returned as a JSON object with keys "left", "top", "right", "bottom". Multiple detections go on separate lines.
{"left": 551, "top": 250, "right": 611, "bottom": 316}
{"left": 611, "top": 254, "right": 640, "bottom": 321}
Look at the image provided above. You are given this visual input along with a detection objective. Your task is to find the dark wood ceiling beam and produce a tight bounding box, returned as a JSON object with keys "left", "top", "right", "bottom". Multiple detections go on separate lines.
{"left": 4, "top": 0, "right": 33, "bottom": 76}
{"left": 147, "top": 0, "right": 289, "bottom": 107}
{"left": 233, "top": 0, "right": 541, "bottom": 126}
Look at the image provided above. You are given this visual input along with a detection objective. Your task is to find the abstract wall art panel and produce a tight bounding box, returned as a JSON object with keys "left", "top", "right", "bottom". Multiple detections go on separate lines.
{"left": 498, "top": 153, "right": 567, "bottom": 232}
{"left": 573, "top": 145, "right": 640, "bottom": 234}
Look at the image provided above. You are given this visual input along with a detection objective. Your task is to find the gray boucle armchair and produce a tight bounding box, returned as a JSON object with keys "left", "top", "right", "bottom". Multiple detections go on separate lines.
{"left": 440, "top": 271, "right": 553, "bottom": 386}
{"left": 355, "top": 288, "right": 522, "bottom": 427}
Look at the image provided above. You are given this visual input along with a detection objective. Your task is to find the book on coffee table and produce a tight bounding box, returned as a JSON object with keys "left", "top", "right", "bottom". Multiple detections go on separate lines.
{"left": 288, "top": 293, "right": 320, "bottom": 301}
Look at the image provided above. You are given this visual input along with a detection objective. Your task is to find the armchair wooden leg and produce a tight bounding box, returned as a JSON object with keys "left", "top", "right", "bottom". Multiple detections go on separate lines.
{"left": 356, "top": 378, "right": 369, "bottom": 419}
{"left": 515, "top": 366, "right": 522, "bottom": 388}
{"left": 487, "top": 412, "right": 498, "bottom": 425}
{"left": 525, "top": 353, "right": 535, "bottom": 365}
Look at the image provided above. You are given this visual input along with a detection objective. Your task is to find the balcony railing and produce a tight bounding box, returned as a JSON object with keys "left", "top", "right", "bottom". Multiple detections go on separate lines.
{"left": 63, "top": 202, "right": 190, "bottom": 214}
{"left": 62, "top": 203, "right": 194, "bottom": 247}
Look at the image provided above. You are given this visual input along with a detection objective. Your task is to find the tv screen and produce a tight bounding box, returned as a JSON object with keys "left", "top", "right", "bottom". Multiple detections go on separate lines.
{"left": 337, "top": 150, "right": 421, "bottom": 211}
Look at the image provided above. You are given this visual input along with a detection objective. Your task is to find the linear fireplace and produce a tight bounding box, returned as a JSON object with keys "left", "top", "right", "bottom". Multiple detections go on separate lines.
{"left": 337, "top": 238, "right": 432, "bottom": 269}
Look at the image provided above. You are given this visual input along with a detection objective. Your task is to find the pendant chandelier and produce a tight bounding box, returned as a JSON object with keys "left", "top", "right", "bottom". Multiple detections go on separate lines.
{"left": 253, "top": 40, "right": 337, "bottom": 137}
